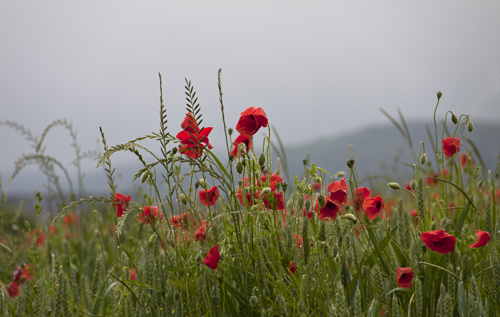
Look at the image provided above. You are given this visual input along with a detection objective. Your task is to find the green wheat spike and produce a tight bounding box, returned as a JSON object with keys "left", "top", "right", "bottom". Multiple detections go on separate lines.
{"left": 417, "top": 178, "right": 425, "bottom": 228}
{"left": 91, "top": 257, "right": 102, "bottom": 300}
{"left": 414, "top": 277, "right": 423, "bottom": 317}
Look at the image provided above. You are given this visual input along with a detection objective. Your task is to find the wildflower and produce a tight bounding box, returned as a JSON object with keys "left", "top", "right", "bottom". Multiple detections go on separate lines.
{"left": 442, "top": 137, "right": 460, "bottom": 157}
{"left": 469, "top": 230, "right": 490, "bottom": 249}
{"left": 327, "top": 177, "right": 348, "bottom": 205}
{"left": 318, "top": 197, "right": 339, "bottom": 221}
{"left": 203, "top": 244, "right": 221, "bottom": 270}
{"left": 289, "top": 261, "right": 296, "bottom": 275}
{"left": 262, "top": 181, "right": 285, "bottom": 211}
{"left": 421, "top": 230, "right": 456, "bottom": 254}
{"left": 176, "top": 127, "right": 214, "bottom": 159}
{"left": 237, "top": 187, "right": 254, "bottom": 207}
{"left": 230, "top": 134, "right": 252, "bottom": 157}
{"left": 63, "top": 212, "right": 78, "bottom": 226}
{"left": 396, "top": 267, "right": 415, "bottom": 289}
{"left": 181, "top": 112, "right": 199, "bottom": 134}
{"left": 130, "top": 269, "right": 136, "bottom": 280}
{"left": 460, "top": 153, "right": 475, "bottom": 168}
{"left": 363, "top": 196, "right": 384, "bottom": 220}
{"left": 113, "top": 193, "right": 131, "bottom": 218}
{"left": 8, "top": 282, "right": 21, "bottom": 299}
{"left": 29, "top": 229, "right": 46, "bottom": 246}
{"left": 235, "top": 107, "right": 268, "bottom": 137}
{"left": 411, "top": 209, "right": 418, "bottom": 223}
{"left": 13, "top": 265, "right": 33, "bottom": 283}
{"left": 311, "top": 182, "right": 322, "bottom": 192}
{"left": 137, "top": 206, "right": 163, "bottom": 225}
{"left": 260, "top": 173, "right": 283, "bottom": 185}
{"left": 195, "top": 220, "right": 207, "bottom": 242}
{"left": 199, "top": 186, "right": 220, "bottom": 207}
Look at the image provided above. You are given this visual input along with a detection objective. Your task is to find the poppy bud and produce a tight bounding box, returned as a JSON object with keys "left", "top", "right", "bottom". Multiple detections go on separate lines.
{"left": 410, "top": 180, "right": 417, "bottom": 191}
{"left": 305, "top": 199, "right": 311, "bottom": 211}
{"left": 298, "top": 196, "right": 305, "bottom": 209}
{"left": 346, "top": 250, "right": 354, "bottom": 267}
{"left": 180, "top": 193, "right": 188, "bottom": 205}
{"left": 346, "top": 159, "right": 355, "bottom": 169}
{"left": 249, "top": 295, "right": 258, "bottom": 307}
{"left": 149, "top": 234, "right": 156, "bottom": 243}
{"left": 228, "top": 128, "right": 233, "bottom": 136}
{"left": 336, "top": 171, "right": 346, "bottom": 178}
{"left": 198, "top": 179, "right": 206, "bottom": 187}
{"left": 437, "top": 91, "right": 442, "bottom": 99}
{"left": 451, "top": 113, "right": 458, "bottom": 125}
{"left": 251, "top": 205, "right": 259, "bottom": 212}
{"left": 229, "top": 154, "right": 235, "bottom": 161}
{"left": 467, "top": 121, "right": 474, "bottom": 132}
{"left": 237, "top": 143, "right": 247, "bottom": 157}
{"left": 477, "top": 180, "right": 483, "bottom": 188}
{"left": 281, "top": 182, "right": 288, "bottom": 192}
{"left": 302, "top": 159, "right": 308, "bottom": 166}
{"left": 345, "top": 213, "right": 357, "bottom": 224}
{"left": 318, "top": 195, "right": 326, "bottom": 208}
{"left": 420, "top": 154, "right": 427, "bottom": 165}
{"left": 262, "top": 187, "right": 272, "bottom": 195}
{"left": 236, "top": 161, "right": 243, "bottom": 174}
{"left": 388, "top": 182, "right": 401, "bottom": 190}
{"left": 258, "top": 153, "right": 266, "bottom": 166}
{"left": 171, "top": 147, "right": 178, "bottom": 155}
{"left": 242, "top": 158, "right": 246, "bottom": 167}
{"left": 140, "top": 171, "right": 151, "bottom": 184}
{"left": 332, "top": 243, "right": 339, "bottom": 257}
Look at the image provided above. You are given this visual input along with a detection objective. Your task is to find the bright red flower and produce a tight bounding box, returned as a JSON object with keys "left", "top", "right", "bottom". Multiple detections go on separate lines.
{"left": 354, "top": 187, "right": 371, "bottom": 209}
{"left": 29, "top": 229, "right": 46, "bottom": 246}
{"left": 260, "top": 173, "right": 284, "bottom": 185}
{"left": 199, "top": 186, "right": 220, "bottom": 207}
{"left": 318, "top": 197, "right": 339, "bottom": 221}
{"left": 230, "top": 134, "right": 252, "bottom": 157}
{"left": 235, "top": 107, "right": 268, "bottom": 137}
{"left": 469, "top": 230, "right": 491, "bottom": 249}
{"left": 396, "top": 267, "right": 415, "bottom": 289}
{"left": 363, "top": 196, "right": 384, "bottom": 220}
{"left": 327, "top": 177, "right": 348, "bottom": 205}
{"left": 411, "top": 209, "right": 418, "bottom": 223}
{"left": 311, "top": 182, "right": 322, "bottom": 192}
{"left": 460, "top": 153, "right": 475, "bottom": 168}
{"left": 181, "top": 112, "right": 199, "bottom": 134}
{"left": 8, "top": 282, "right": 21, "bottom": 299}
{"left": 203, "top": 244, "right": 221, "bottom": 270}
{"left": 289, "top": 261, "right": 296, "bottom": 275}
{"left": 195, "top": 220, "right": 207, "bottom": 242}
{"left": 262, "top": 181, "right": 285, "bottom": 211}
{"left": 137, "top": 206, "right": 163, "bottom": 225}
{"left": 421, "top": 230, "right": 456, "bottom": 254}
{"left": 113, "top": 193, "right": 131, "bottom": 218}
{"left": 63, "top": 212, "right": 78, "bottom": 226}
{"left": 442, "top": 137, "right": 460, "bottom": 158}
{"left": 177, "top": 127, "right": 214, "bottom": 159}
{"left": 130, "top": 269, "right": 136, "bottom": 280}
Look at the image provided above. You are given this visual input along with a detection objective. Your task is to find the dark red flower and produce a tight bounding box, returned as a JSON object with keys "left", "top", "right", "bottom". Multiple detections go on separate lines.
{"left": 203, "top": 244, "right": 221, "bottom": 270}
{"left": 311, "top": 182, "right": 322, "bottom": 192}
{"left": 262, "top": 181, "right": 285, "bottom": 211}
{"left": 181, "top": 112, "right": 199, "bottom": 134}
{"left": 469, "top": 230, "right": 490, "bottom": 249}
{"left": 113, "top": 193, "right": 131, "bottom": 218}
{"left": 363, "top": 196, "right": 384, "bottom": 220}
{"left": 260, "top": 173, "right": 283, "bottom": 185}
{"left": 195, "top": 220, "right": 207, "bottom": 242}
{"left": 237, "top": 187, "right": 254, "bottom": 207}
{"left": 8, "top": 282, "right": 21, "bottom": 299}
{"left": 421, "top": 230, "right": 456, "bottom": 254}
{"left": 199, "top": 186, "right": 220, "bottom": 207}
{"left": 137, "top": 206, "right": 163, "bottom": 225}
{"left": 177, "top": 127, "right": 214, "bottom": 159}
{"left": 235, "top": 107, "right": 268, "bottom": 137}
{"left": 130, "top": 269, "right": 136, "bottom": 280}
{"left": 230, "top": 134, "right": 252, "bottom": 157}
{"left": 396, "top": 267, "right": 415, "bottom": 289}
{"left": 318, "top": 197, "right": 339, "bottom": 221}
{"left": 327, "top": 177, "right": 348, "bottom": 205}
{"left": 442, "top": 137, "right": 460, "bottom": 158}
{"left": 289, "top": 261, "right": 296, "bottom": 275}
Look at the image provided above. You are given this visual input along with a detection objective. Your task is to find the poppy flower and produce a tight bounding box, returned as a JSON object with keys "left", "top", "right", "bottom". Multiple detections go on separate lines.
{"left": 311, "top": 182, "right": 322, "bottom": 192}
{"left": 460, "top": 153, "right": 475, "bottom": 168}
{"left": 262, "top": 181, "right": 285, "bottom": 211}
{"left": 203, "top": 244, "right": 221, "bottom": 270}
{"left": 13, "top": 265, "right": 33, "bottom": 284}
{"left": 289, "top": 261, "right": 296, "bottom": 274}
{"left": 363, "top": 196, "right": 384, "bottom": 220}
{"left": 396, "top": 267, "right": 415, "bottom": 289}
{"left": 8, "top": 282, "right": 21, "bottom": 299}
{"left": 137, "top": 206, "right": 163, "bottom": 225}
{"left": 318, "top": 197, "right": 339, "bottom": 221}
{"left": 442, "top": 137, "right": 460, "bottom": 158}
{"left": 260, "top": 173, "right": 283, "bottom": 185}
{"left": 327, "top": 177, "right": 348, "bottom": 205}
{"left": 113, "top": 193, "right": 131, "bottom": 218}
{"left": 235, "top": 107, "right": 268, "bottom": 137}
{"left": 230, "top": 134, "right": 252, "bottom": 157}
{"left": 196, "top": 220, "right": 207, "bottom": 242}
{"left": 411, "top": 210, "right": 418, "bottom": 223}
{"left": 177, "top": 127, "right": 214, "bottom": 159}
{"left": 469, "top": 230, "right": 491, "bottom": 249}
{"left": 421, "top": 230, "right": 456, "bottom": 254}
{"left": 199, "top": 186, "right": 220, "bottom": 207}
{"left": 181, "top": 112, "right": 199, "bottom": 134}
{"left": 29, "top": 229, "right": 46, "bottom": 246}
{"left": 130, "top": 269, "right": 136, "bottom": 280}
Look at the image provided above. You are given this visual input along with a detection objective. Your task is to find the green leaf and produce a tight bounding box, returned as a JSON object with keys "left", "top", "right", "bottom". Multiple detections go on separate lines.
{"left": 316, "top": 167, "right": 331, "bottom": 175}
{"left": 364, "top": 216, "right": 391, "bottom": 277}
{"left": 205, "top": 149, "right": 231, "bottom": 179}
{"left": 454, "top": 200, "right": 471, "bottom": 233}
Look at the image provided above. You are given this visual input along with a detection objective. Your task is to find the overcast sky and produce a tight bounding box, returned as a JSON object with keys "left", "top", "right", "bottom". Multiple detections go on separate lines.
{"left": 1, "top": 1, "right": 499, "bottom": 194}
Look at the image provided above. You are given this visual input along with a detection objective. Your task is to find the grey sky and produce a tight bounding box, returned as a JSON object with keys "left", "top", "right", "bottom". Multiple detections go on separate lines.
{"left": 1, "top": 1, "right": 499, "bottom": 194}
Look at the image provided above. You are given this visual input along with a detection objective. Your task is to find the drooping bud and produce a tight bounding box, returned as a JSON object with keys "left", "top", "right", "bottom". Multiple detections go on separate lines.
{"left": 318, "top": 195, "right": 326, "bottom": 208}
{"left": 332, "top": 243, "right": 339, "bottom": 257}
{"left": 451, "top": 113, "right": 458, "bottom": 125}
{"left": 345, "top": 213, "right": 357, "bottom": 224}
{"left": 281, "top": 181, "right": 288, "bottom": 192}
{"left": 249, "top": 295, "right": 258, "bottom": 307}
{"left": 302, "top": 159, "right": 308, "bottom": 166}
{"left": 171, "top": 147, "right": 178, "bottom": 155}
{"left": 258, "top": 153, "right": 266, "bottom": 166}
{"left": 346, "top": 159, "right": 355, "bottom": 169}
{"left": 437, "top": 91, "right": 442, "bottom": 99}
{"left": 236, "top": 161, "right": 243, "bottom": 174}
{"left": 229, "top": 154, "right": 235, "bottom": 161}
{"left": 180, "top": 193, "right": 188, "bottom": 205}
{"left": 261, "top": 187, "right": 272, "bottom": 195}
{"left": 305, "top": 198, "right": 311, "bottom": 211}
{"left": 477, "top": 180, "right": 483, "bottom": 188}
{"left": 140, "top": 171, "right": 151, "bottom": 184}
{"left": 228, "top": 128, "right": 233, "bottom": 136}
{"left": 388, "top": 182, "right": 401, "bottom": 190}
{"left": 467, "top": 121, "right": 474, "bottom": 132}
{"left": 298, "top": 196, "right": 305, "bottom": 210}
{"left": 410, "top": 180, "right": 417, "bottom": 191}
{"left": 420, "top": 154, "right": 427, "bottom": 165}
{"left": 238, "top": 143, "right": 247, "bottom": 157}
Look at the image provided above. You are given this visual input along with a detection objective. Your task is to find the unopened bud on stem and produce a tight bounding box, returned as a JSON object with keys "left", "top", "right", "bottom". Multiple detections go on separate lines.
{"left": 420, "top": 154, "right": 427, "bottom": 165}
{"left": 388, "top": 182, "right": 401, "bottom": 190}
{"left": 467, "top": 121, "right": 474, "bottom": 132}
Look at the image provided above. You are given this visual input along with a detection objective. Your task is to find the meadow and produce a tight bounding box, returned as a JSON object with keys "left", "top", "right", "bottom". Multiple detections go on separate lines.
{"left": 1, "top": 71, "right": 499, "bottom": 317}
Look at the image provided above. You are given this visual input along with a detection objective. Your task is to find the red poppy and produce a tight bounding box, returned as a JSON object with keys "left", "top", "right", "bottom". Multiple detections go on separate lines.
{"left": 410, "top": 209, "right": 418, "bottom": 223}
{"left": 295, "top": 234, "right": 302, "bottom": 248}
{"left": 318, "top": 197, "right": 339, "bottom": 221}
{"left": 262, "top": 181, "right": 285, "bottom": 211}
{"left": 396, "top": 267, "right": 415, "bottom": 289}
{"left": 137, "top": 206, "right": 163, "bottom": 225}
{"left": 311, "top": 182, "right": 322, "bottom": 192}
{"left": 363, "top": 196, "right": 384, "bottom": 220}
{"left": 48, "top": 225, "right": 57, "bottom": 235}
{"left": 181, "top": 112, "right": 199, "bottom": 134}
{"left": 235, "top": 107, "right": 268, "bottom": 137}
{"left": 29, "top": 229, "right": 46, "bottom": 246}
{"left": 113, "top": 193, "right": 131, "bottom": 218}
{"left": 63, "top": 213, "right": 78, "bottom": 226}
{"left": 13, "top": 265, "right": 34, "bottom": 284}
{"left": 237, "top": 188, "right": 254, "bottom": 207}
{"left": 130, "top": 269, "right": 136, "bottom": 280}
{"left": 196, "top": 220, "right": 207, "bottom": 242}
{"left": 327, "top": 177, "right": 348, "bottom": 205}
{"left": 460, "top": 153, "right": 475, "bottom": 168}
{"left": 230, "top": 134, "right": 252, "bottom": 157}
{"left": 203, "top": 244, "right": 221, "bottom": 270}
{"left": 289, "top": 261, "right": 296, "bottom": 275}
{"left": 421, "top": 230, "right": 456, "bottom": 254}
{"left": 469, "top": 230, "right": 491, "bottom": 249}
{"left": 199, "top": 186, "right": 220, "bottom": 207}
{"left": 177, "top": 127, "right": 214, "bottom": 159}
{"left": 260, "top": 173, "right": 283, "bottom": 185}
{"left": 442, "top": 137, "right": 460, "bottom": 158}
{"left": 8, "top": 282, "right": 21, "bottom": 299}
